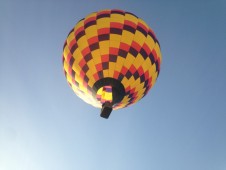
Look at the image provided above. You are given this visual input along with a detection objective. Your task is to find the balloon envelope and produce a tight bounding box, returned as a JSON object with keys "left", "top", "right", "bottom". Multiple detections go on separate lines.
{"left": 63, "top": 9, "right": 162, "bottom": 115}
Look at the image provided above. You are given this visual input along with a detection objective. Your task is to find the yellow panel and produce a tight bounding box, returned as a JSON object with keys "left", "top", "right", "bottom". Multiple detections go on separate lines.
{"left": 121, "top": 31, "right": 134, "bottom": 45}
{"left": 99, "top": 41, "right": 109, "bottom": 55}
{"left": 63, "top": 46, "right": 71, "bottom": 60}
{"left": 141, "top": 59, "right": 150, "bottom": 72}
{"left": 108, "top": 62, "right": 116, "bottom": 77}
{"left": 115, "top": 56, "right": 125, "bottom": 71}
{"left": 87, "top": 61, "right": 97, "bottom": 73}
{"left": 74, "top": 20, "right": 84, "bottom": 30}
{"left": 97, "top": 18, "right": 110, "bottom": 28}
{"left": 109, "top": 39, "right": 121, "bottom": 48}
{"left": 144, "top": 57, "right": 152, "bottom": 69}
{"left": 149, "top": 63, "right": 156, "bottom": 77}
{"left": 128, "top": 77, "right": 140, "bottom": 90}
{"left": 121, "top": 77, "right": 129, "bottom": 87}
{"left": 104, "top": 92, "right": 112, "bottom": 101}
{"left": 154, "top": 43, "right": 162, "bottom": 63}
{"left": 138, "top": 18, "right": 149, "bottom": 30}
{"left": 133, "top": 31, "right": 146, "bottom": 46}
{"left": 85, "top": 25, "right": 98, "bottom": 39}
{"left": 73, "top": 62, "right": 81, "bottom": 75}
{"left": 97, "top": 87, "right": 103, "bottom": 95}
{"left": 110, "top": 14, "right": 124, "bottom": 23}
{"left": 145, "top": 35, "right": 155, "bottom": 51}
{"left": 67, "top": 32, "right": 76, "bottom": 44}
{"left": 120, "top": 95, "right": 129, "bottom": 104}
{"left": 151, "top": 71, "right": 158, "bottom": 85}
{"left": 77, "top": 36, "right": 89, "bottom": 51}
{"left": 125, "top": 13, "right": 138, "bottom": 23}
{"left": 84, "top": 12, "right": 96, "bottom": 20}
{"left": 123, "top": 53, "right": 135, "bottom": 69}
{"left": 91, "top": 50, "right": 101, "bottom": 64}
{"left": 132, "top": 53, "right": 144, "bottom": 69}
{"left": 73, "top": 48, "right": 83, "bottom": 62}
{"left": 103, "top": 70, "right": 109, "bottom": 77}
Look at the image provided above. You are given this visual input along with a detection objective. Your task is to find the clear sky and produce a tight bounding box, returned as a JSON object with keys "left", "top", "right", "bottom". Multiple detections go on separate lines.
{"left": 1, "top": 0, "right": 226, "bottom": 170}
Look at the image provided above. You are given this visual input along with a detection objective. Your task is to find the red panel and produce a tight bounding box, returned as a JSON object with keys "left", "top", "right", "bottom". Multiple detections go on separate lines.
{"left": 88, "top": 36, "right": 98, "bottom": 44}
{"left": 81, "top": 46, "right": 90, "bottom": 56}
{"left": 148, "top": 28, "right": 157, "bottom": 39}
{"left": 131, "top": 41, "right": 141, "bottom": 52}
{"left": 79, "top": 59, "right": 86, "bottom": 68}
{"left": 80, "top": 71, "right": 85, "bottom": 79}
{"left": 84, "top": 16, "right": 96, "bottom": 24}
{"left": 125, "top": 86, "right": 131, "bottom": 93}
{"left": 137, "top": 66, "right": 144, "bottom": 76}
{"left": 113, "top": 71, "right": 119, "bottom": 79}
{"left": 93, "top": 72, "right": 99, "bottom": 80}
{"left": 121, "top": 66, "right": 128, "bottom": 75}
{"left": 119, "top": 42, "right": 130, "bottom": 51}
{"left": 144, "top": 71, "right": 149, "bottom": 80}
{"left": 111, "top": 9, "right": 125, "bottom": 13}
{"left": 110, "top": 22, "right": 123, "bottom": 29}
{"left": 142, "top": 43, "right": 151, "bottom": 55}
{"left": 74, "top": 26, "right": 84, "bottom": 36}
{"left": 109, "top": 47, "right": 119, "bottom": 55}
{"left": 96, "top": 63, "right": 102, "bottom": 71}
{"left": 124, "top": 20, "right": 137, "bottom": 29}
{"left": 101, "top": 55, "right": 109, "bottom": 62}
{"left": 152, "top": 49, "right": 157, "bottom": 61}
{"left": 98, "top": 10, "right": 111, "bottom": 15}
{"left": 66, "top": 52, "right": 72, "bottom": 63}
{"left": 138, "top": 22, "right": 148, "bottom": 32}
{"left": 98, "top": 28, "right": 110, "bottom": 35}
{"left": 69, "top": 39, "right": 76, "bottom": 49}
{"left": 129, "top": 64, "right": 136, "bottom": 74}
{"left": 68, "top": 66, "right": 72, "bottom": 77}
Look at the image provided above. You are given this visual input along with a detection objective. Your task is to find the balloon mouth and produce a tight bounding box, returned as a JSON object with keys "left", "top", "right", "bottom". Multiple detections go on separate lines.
{"left": 92, "top": 78, "right": 125, "bottom": 118}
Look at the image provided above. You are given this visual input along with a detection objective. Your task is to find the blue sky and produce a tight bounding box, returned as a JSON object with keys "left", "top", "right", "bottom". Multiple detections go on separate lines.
{"left": 0, "top": 0, "right": 226, "bottom": 170}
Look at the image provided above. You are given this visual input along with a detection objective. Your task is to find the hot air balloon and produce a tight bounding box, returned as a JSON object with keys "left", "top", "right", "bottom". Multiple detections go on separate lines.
{"left": 63, "top": 9, "right": 162, "bottom": 118}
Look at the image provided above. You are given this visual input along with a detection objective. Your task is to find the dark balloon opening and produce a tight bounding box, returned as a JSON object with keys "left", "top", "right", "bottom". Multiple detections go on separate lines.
{"left": 93, "top": 78, "right": 125, "bottom": 118}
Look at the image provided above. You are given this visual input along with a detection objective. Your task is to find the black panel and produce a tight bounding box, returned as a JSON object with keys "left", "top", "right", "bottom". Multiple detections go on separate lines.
{"left": 102, "top": 62, "right": 109, "bottom": 70}
{"left": 129, "top": 47, "right": 138, "bottom": 57}
{"left": 118, "top": 49, "right": 127, "bottom": 58}
{"left": 111, "top": 10, "right": 125, "bottom": 15}
{"left": 133, "top": 71, "right": 139, "bottom": 80}
{"left": 70, "top": 43, "right": 78, "bottom": 54}
{"left": 118, "top": 73, "right": 124, "bottom": 81}
{"left": 71, "top": 69, "right": 75, "bottom": 77}
{"left": 98, "top": 34, "right": 110, "bottom": 41}
{"left": 137, "top": 26, "right": 147, "bottom": 37}
{"left": 148, "top": 31, "right": 157, "bottom": 43}
{"left": 110, "top": 28, "right": 122, "bottom": 35}
{"left": 123, "top": 25, "right": 136, "bottom": 34}
{"left": 125, "top": 70, "right": 132, "bottom": 79}
{"left": 140, "top": 74, "right": 145, "bottom": 83}
{"left": 90, "top": 42, "right": 99, "bottom": 51}
{"left": 84, "top": 75, "right": 89, "bottom": 83}
{"left": 84, "top": 20, "right": 96, "bottom": 28}
{"left": 76, "top": 30, "right": 85, "bottom": 41}
{"left": 140, "top": 48, "right": 148, "bottom": 59}
{"left": 97, "top": 13, "right": 110, "bottom": 19}
{"left": 84, "top": 53, "right": 92, "bottom": 62}
{"left": 82, "top": 64, "right": 89, "bottom": 73}
{"left": 149, "top": 53, "right": 155, "bottom": 64}
{"left": 69, "top": 57, "right": 75, "bottom": 67}
{"left": 125, "top": 12, "right": 138, "bottom": 18}
{"left": 109, "top": 54, "right": 117, "bottom": 62}
{"left": 97, "top": 71, "right": 103, "bottom": 78}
